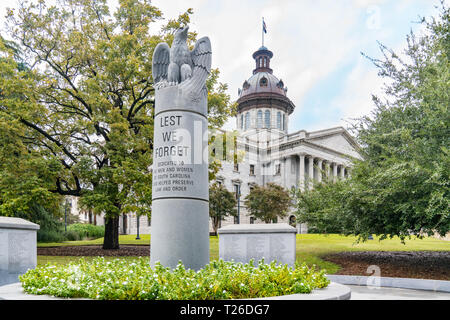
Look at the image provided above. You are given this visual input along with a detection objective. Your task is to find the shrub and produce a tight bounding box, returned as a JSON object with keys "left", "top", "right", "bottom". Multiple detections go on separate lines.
{"left": 62, "top": 230, "right": 80, "bottom": 241}
{"left": 19, "top": 258, "right": 330, "bottom": 300}
{"left": 66, "top": 223, "right": 105, "bottom": 240}
{"left": 37, "top": 229, "right": 66, "bottom": 243}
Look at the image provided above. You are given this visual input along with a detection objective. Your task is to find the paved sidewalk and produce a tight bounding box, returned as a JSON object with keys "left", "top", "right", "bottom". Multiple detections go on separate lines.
{"left": 348, "top": 285, "right": 450, "bottom": 300}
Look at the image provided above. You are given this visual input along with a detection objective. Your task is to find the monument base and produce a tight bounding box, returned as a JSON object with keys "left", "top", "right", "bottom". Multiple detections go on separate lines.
{"left": 0, "top": 217, "right": 40, "bottom": 285}
{"left": 150, "top": 199, "right": 209, "bottom": 270}
{"left": 218, "top": 223, "right": 297, "bottom": 267}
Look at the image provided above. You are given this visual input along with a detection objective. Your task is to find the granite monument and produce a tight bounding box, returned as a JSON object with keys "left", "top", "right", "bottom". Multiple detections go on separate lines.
{"left": 218, "top": 223, "right": 297, "bottom": 267}
{"left": 0, "top": 217, "right": 39, "bottom": 285}
{"left": 150, "top": 26, "right": 211, "bottom": 270}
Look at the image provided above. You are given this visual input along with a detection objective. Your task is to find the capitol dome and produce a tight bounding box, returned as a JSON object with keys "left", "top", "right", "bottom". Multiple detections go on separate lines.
{"left": 237, "top": 46, "right": 295, "bottom": 133}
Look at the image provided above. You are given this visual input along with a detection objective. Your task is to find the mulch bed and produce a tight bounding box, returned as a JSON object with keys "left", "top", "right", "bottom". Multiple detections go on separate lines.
{"left": 38, "top": 245, "right": 150, "bottom": 257}
{"left": 322, "top": 251, "right": 450, "bottom": 280}
{"left": 38, "top": 246, "right": 450, "bottom": 280}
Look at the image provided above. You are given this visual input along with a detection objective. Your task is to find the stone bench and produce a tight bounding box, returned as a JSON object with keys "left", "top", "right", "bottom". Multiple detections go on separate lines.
{"left": 0, "top": 217, "right": 40, "bottom": 285}
{"left": 218, "top": 223, "right": 297, "bottom": 267}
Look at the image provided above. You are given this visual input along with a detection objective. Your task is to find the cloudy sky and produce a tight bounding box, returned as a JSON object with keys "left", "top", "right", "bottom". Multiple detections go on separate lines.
{"left": 1, "top": 0, "right": 447, "bottom": 133}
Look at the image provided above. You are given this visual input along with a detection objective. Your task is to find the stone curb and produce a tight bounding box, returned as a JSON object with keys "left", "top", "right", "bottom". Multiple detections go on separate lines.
{"left": 250, "top": 282, "right": 351, "bottom": 300}
{"left": 0, "top": 282, "right": 351, "bottom": 300}
{"left": 326, "top": 274, "right": 450, "bottom": 293}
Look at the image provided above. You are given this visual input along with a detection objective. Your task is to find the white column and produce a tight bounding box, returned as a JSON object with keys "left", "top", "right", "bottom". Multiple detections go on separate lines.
{"left": 340, "top": 165, "right": 345, "bottom": 179}
{"left": 299, "top": 154, "right": 305, "bottom": 191}
{"left": 317, "top": 159, "right": 323, "bottom": 183}
{"left": 285, "top": 156, "right": 292, "bottom": 189}
{"left": 332, "top": 162, "right": 338, "bottom": 183}
{"left": 308, "top": 156, "right": 314, "bottom": 189}
{"left": 325, "top": 161, "right": 331, "bottom": 181}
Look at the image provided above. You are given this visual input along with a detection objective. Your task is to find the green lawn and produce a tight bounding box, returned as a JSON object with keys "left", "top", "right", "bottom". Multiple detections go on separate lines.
{"left": 37, "top": 234, "right": 449, "bottom": 274}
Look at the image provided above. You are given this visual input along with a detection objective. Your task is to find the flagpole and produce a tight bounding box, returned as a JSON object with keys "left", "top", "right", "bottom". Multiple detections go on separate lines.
{"left": 262, "top": 17, "right": 264, "bottom": 47}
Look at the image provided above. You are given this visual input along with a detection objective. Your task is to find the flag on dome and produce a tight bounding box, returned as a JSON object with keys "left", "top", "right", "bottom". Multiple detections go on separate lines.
{"left": 263, "top": 18, "right": 267, "bottom": 33}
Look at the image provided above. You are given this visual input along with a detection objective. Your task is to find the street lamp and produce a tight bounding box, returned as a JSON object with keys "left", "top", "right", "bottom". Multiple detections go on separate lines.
{"left": 236, "top": 184, "right": 241, "bottom": 224}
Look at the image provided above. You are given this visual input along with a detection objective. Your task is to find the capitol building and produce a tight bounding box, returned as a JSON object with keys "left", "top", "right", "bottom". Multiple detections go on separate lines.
{"left": 213, "top": 45, "right": 362, "bottom": 233}
{"left": 70, "top": 45, "right": 362, "bottom": 235}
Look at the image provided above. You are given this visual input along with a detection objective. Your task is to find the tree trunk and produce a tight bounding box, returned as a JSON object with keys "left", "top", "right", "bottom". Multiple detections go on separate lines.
{"left": 103, "top": 215, "right": 120, "bottom": 249}
{"left": 212, "top": 217, "right": 218, "bottom": 236}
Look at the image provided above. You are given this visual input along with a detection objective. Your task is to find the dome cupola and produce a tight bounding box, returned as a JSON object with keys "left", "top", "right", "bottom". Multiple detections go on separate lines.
{"left": 236, "top": 46, "right": 296, "bottom": 134}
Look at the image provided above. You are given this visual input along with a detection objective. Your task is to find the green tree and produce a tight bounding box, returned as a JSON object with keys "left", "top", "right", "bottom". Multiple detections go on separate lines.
{"left": 244, "top": 183, "right": 292, "bottom": 223}
{"left": 295, "top": 3, "right": 450, "bottom": 241}
{"left": 0, "top": 0, "right": 234, "bottom": 249}
{"left": 209, "top": 183, "right": 237, "bottom": 235}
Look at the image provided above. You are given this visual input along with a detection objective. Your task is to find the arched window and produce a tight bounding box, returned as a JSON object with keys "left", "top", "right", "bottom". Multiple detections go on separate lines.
{"left": 259, "top": 76, "right": 268, "bottom": 87}
{"left": 264, "top": 110, "right": 271, "bottom": 128}
{"left": 257, "top": 110, "right": 263, "bottom": 128}
{"left": 276, "top": 112, "right": 281, "bottom": 129}
{"left": 245, "top": 112, "right": 250, "bottom": 130}
{"left": 282, "top": 114, "right": 285, "bottom": 130}
{"left": 263, "top": 57, "right": 267, "bottom": 67}
{"left": 240, "top": 114, "right": 244, "bottom": 129}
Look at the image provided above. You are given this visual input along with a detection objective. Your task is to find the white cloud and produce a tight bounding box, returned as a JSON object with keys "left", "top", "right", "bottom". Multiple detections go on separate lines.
{"left": 330, "top": 58, "right": 384, "bottom": 129}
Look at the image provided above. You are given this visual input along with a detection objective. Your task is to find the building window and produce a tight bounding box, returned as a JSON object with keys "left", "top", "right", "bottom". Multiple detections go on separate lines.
{"left": 240, "top": 114, "right": 243, "bottom": 129}
{"left": 282, "top": 114, "right": 285, "bottom": 130}
{"left": 264, "top": 110, "right": 271, "bottom": 128}
{"left": 277, "top": 112, "right": 281, "bottom": 129}
{"left": 250, "top": 217, "right": 255, "bottom": 224}
{"left": 257, "top": 110, "right": 262, "bottom": 128}
{"left": 245, "top": 112, "right": 250, "bottom": 130}
{"left": 275, "top": 164, "right": 281, "bottom": 175}
{"left": 148, "top": 216, "right": 151, "bottom": 226}
{"left": 250, "top": 164, "right": 255, "bottom": 175}
{"left": 234, "top": 161, "right": 239, "bottom": 172}
{"left": 259, "top": 77, "right": 268, "bottom": 87}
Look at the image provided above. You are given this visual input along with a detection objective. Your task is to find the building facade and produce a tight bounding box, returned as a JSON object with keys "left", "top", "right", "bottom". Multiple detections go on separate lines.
{"left": 213, "top": 46, "right": 362, "bottom": 233}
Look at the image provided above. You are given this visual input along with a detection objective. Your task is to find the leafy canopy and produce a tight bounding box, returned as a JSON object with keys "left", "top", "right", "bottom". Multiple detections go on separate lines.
{"left": 244, "top": 183, "right": 292, "bottom": 223}
{"left": 295, "top": 3, "right": 450, "bottom": 241}
{"left": 0, "top": 0, "right": 235, "bottom": 248}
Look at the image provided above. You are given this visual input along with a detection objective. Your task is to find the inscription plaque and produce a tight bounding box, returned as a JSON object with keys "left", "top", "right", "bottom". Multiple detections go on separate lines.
{"left": 152, "top": 111, "right": 208, "bottom": 200}
{"left": 8, "top": 232, "right": 33, "bottom": 273}
{"left": 0, "top": 217, "right": 39, "bottom": 285}
{"left": 0, "top": 232, "right": 8, "bottom": 271}
{"left": 218, "top": 223, "right": 297, "bottom": 267}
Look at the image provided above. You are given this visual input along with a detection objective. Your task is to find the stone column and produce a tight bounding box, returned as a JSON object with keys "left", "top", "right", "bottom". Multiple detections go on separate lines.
{"left": 324, "top": 161, "right": 331, "bottom": 181}
{"left": 332, "top": 162, "right": 338, "bottom": 183}
{"left": 317, "top": 159, "right": 323, "bottom": 183}
{"left": 285, "top": 156, "right": 292, "bottom": 188}
{"left": 150, "top": 33, "right": 211, "bottom": 270}
{"left": 308, "top": 156, "right": 314, "bottom": 189}
{"left": 340, "top": 165, "right": 346, "bottom": 179}
{"left": 299, "top": 154, "right": 305, "bottom": 191}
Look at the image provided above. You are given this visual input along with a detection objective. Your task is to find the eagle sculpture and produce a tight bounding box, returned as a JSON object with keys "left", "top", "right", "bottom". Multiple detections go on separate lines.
{"left": 152, "top": 26, "right": 212, "bottom": 100}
